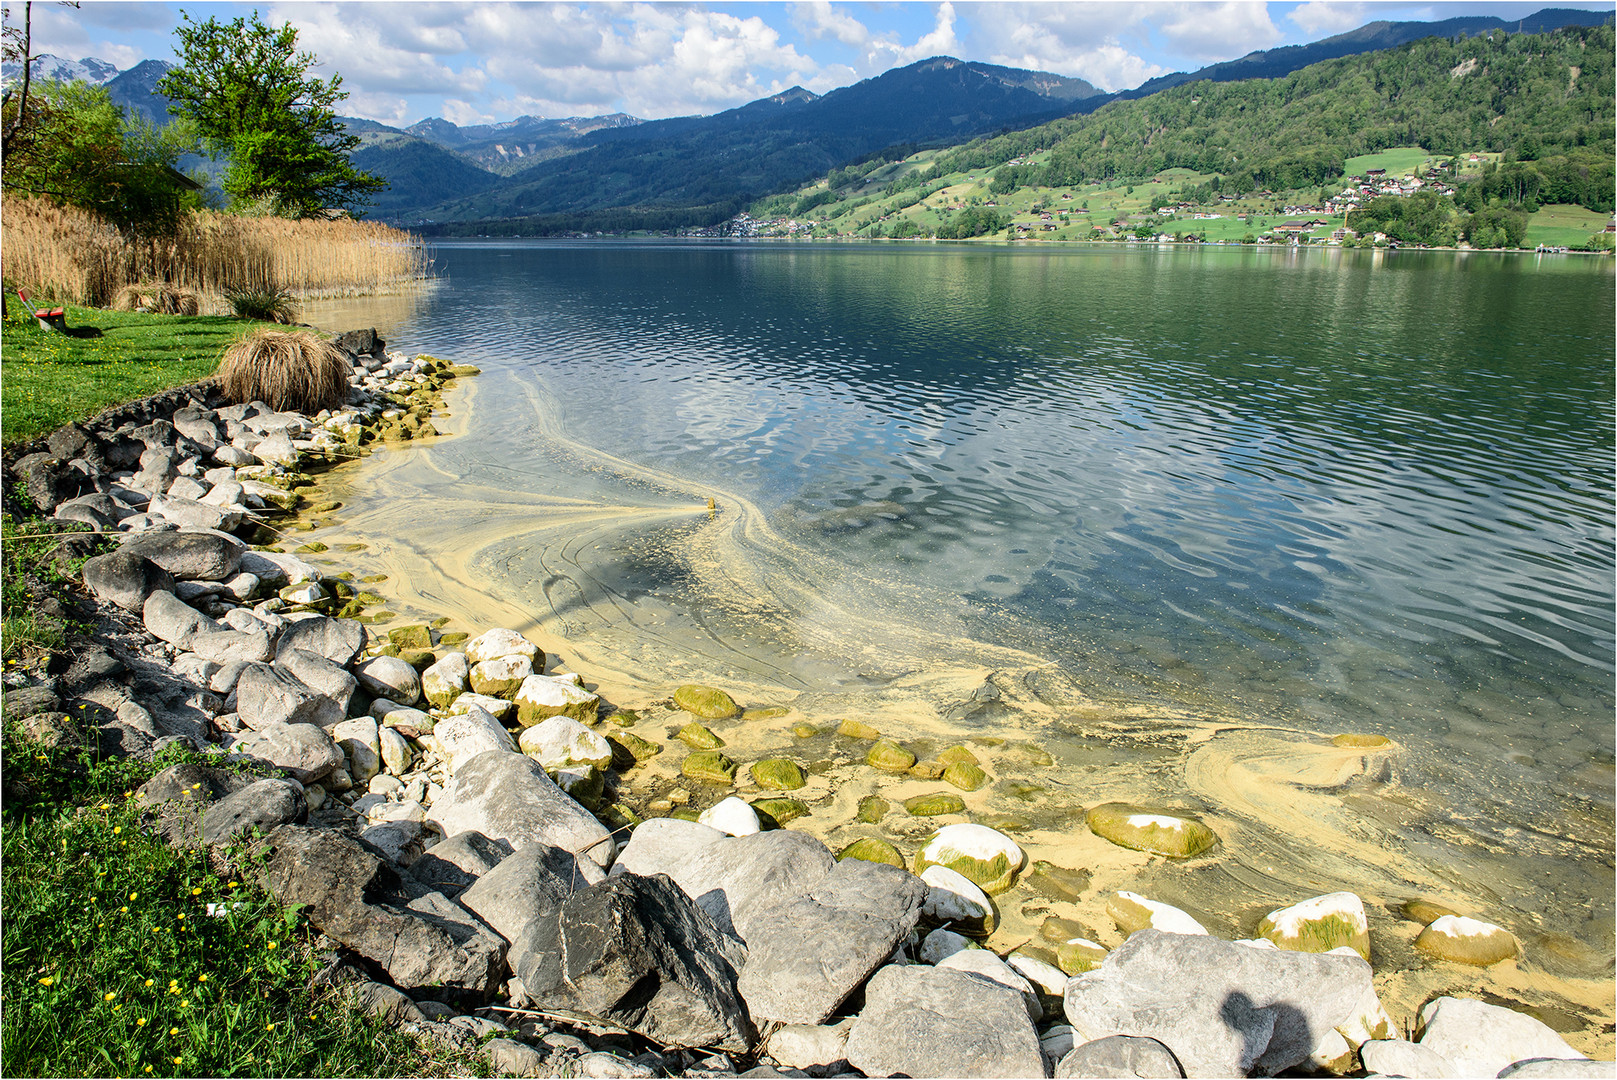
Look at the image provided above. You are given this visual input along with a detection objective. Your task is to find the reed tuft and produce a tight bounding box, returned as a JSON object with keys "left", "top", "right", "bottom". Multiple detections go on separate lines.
{"left": 216, "top": 329, "right": 351, "bottom": 415}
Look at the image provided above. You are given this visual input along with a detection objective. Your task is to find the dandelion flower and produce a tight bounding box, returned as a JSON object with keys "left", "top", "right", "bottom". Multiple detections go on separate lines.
{"left": 104, "top": 992, "right": 117, "bottom": 1002}
{"left": 136, "top": 1018, "right": 147, "bottom": 1027}
{"left": 38, "top": 977, "right": 53, "bottom": 986}
{"left": 197, "top": 975, "right": 207, "bottom": 983}
{"left": 145, "top": 1067, "right": 153, "bottom": 1074}
{"left": 99, "top": 803, "right": 110, "bottom": 810}
{"left": 228, "top": 881, "right": 238, "bottom": 890}
{"left": 266, "top": 941, "right": 277, "bottom": 950}
{"left": 169, "top": 1027, "right": 179, "bottom": 1035}
{"left": 113, "top": 1004, "right": 122, "bottom": 1012}
{"left": 113, "top": 826, "right": 122, "bottom": 834}
{"left": 169, "top": 979, "right": 178, "bottom": 986}
{"left": 121, "top": 906, "right": 129, "bottom": 913}
{"left": 173, "top": 1057, "right": 182, "bottom": 1065}
{"left": 177, "top": 913, "right": 185, "bottom": 920}
{"left": 180, "top": 999, "right": 189, "bottom": 1008}
{"left": 144, "top": 979, "right": 153, "bottom": 987}
{"left": 265, "top": 1022, "right": 275, "bottom": 1031}
{"left": 129, "top": 893, "right": 138, "bottom": 901}
{"left": 191, "top": 887, "right": 202, "bottom": 896}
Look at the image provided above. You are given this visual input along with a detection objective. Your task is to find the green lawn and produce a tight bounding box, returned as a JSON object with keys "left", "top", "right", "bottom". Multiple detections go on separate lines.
{"left": 1, "top": 307, "right": 278, "bottom": 447}
{"left": 1522, "top": 203, "right": 1615, "bottom": 248}
{"left": 1344, "top": 146, "right": 1434, "bottom": 177}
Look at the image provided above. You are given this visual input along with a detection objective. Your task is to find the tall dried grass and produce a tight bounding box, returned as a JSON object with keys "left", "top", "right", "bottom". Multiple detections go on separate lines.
{"left": 1, "top": 195, "right": 428, "bottom": 308}
{"left": 216, "top": 328, "right": 351, "bottom": 414}
{"left": 112, "top": 283, "right": 201, "bottom": 315}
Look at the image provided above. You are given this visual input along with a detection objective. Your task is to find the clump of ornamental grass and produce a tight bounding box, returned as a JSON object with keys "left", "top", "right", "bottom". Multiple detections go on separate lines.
{"left": 215, "top": 329, "right": 350, "bottom": 415}
{"left": 221, "top": 283, "right": 298, "bottom": 324}
{"left": 112, "top": 284, "right": 201, "bottom": 317}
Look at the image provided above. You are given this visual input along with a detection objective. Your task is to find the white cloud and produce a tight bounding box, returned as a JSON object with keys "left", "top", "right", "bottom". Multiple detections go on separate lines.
{"left": 971, "top": 2, "right": 1166, "bottom": 91}
{"left": 440, "top": 97, "right": 495, "bottom": 126}
{"left": 1158, "top": 1, "right": 1284, "bottom": 60}
{"left": 791, "top": 0, "right": 869, "bottom": 46}
{"left": 268, "top": 3, "right": 478, "bottom": 96}
{"left": 1288, "top": 1, "right": 1373, "bottom": 37}
{"left": 862, "top": 1, "right": 962, "bottom": 72}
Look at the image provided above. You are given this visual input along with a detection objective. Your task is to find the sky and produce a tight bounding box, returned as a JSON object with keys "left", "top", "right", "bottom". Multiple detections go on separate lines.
{"left": 16, "top": 1, "right": 1617, "bottom": 128}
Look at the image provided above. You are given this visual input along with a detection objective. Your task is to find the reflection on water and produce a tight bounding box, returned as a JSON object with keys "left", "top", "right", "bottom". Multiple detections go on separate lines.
{"left": 318, "top": 242, "right": 1615, "bottom": 1041}
{"left": 298, "top": 284, "right": 433, "bottom": 340}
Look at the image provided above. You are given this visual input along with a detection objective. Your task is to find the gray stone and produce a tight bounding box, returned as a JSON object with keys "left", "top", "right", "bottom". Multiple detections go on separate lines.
{"left": 422, "top": 652, "right": 470, "bottom": 708}
{"left": 254, "top": 430, "right": 299, "bottom": 466}
{"left": 429, "top": 750, "right": 615, "bottom": 869}
{"left": 460, "top": 842, "right": 605, "bottom": 944}
{"left": 482, "top": 1038, "right": 545, "bottom": 1077}
{"left": 150, "top": 495, "right": 244, "bottom": 532}
{"left": 356, "top": 655, "right": 423, "bottom": 705}
{"left": 235, "top": 721, "right": 344, "bottom": 783}
{"left": 432, "top": 706, "right": 518, "bottom": 774}
{"left": 409, "top": 831, "right": 512, "bottom": 897}
{"left": 166, "top": 476, "right": 209, "bottom": 501}
{"left": 1057, "top": 1036, "right": 1186, "bottom": 1079}
{"left": 1417, "top": 997, "right": 1589, "bottom": 1080}
{"left": 379, "top": 726, "right": 413, "bottom": 774}
{"left": 1497, "top": 1060, "right": 1615, "bottom": 1078}
{"left": 235, "top": 664, "right": 344, "bottom": 729}
{"left": 1062, "top": 929, "right": 1373, "bottom": 1078}
{"left": 936, "top": 948, "right": 1042, "bottom": 1026}
{"left": 1, "top": 684, "right": 61, "bottom": 722}
{"left": 275, "top": 647, "right": 358, "bottom": 716}
{"left": 767, "top": 1022, "right": 852, "bottom": 1073}
{"left": 190, "top": 627, "right": 274, "bottom": 664}
{"left": 239, "top": 549, "right": 322, "bottom": 590}
{"left": 362, "top": 820, "right": 427, "bottom": 866}
{"left": 1360, "top": 1039, "right": 1458, "bottom": 1078}
{"left": 143, "top": 590, "right": 220, "bottom": 650}
{"left": 83, "top": 550, "right": 176, "bottom": 612}
{"left": 201, "top": 778, "right": 306, "bottom": 845}
{"left": 513, "top": 872, "right": 752, "bottom": 1052}
{"left": 333, "top": 717, "right": 383, "bottom": 783}
{"left": 577, "top": 1051, "right": 657, "bottom": 1079}
{"left": 610, "top": 817, "right": 727, "bottom": 879}
{"left": 274, "top": 615, "right": 364, "bottom": 667}
{"left": 660, "top": 829, "right": 836, "bottom": 940}
{"left": 844, "top": 963, "right": 1044, "bottom": 1079}
{"left": 120, "top": 529, "right": 243, "bottom": 581}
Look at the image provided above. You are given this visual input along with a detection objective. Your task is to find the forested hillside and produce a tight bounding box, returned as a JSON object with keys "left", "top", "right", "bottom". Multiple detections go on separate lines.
{"left": 937, "top": 24, "right": 1614, "bottom": 211}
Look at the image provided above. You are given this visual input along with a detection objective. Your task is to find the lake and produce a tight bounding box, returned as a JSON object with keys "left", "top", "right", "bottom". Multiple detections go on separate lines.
{"left": 306, "top": 241, "right": 1615, "bottom": 1036}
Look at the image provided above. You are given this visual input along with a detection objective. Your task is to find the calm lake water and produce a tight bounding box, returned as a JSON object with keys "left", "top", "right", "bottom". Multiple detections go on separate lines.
{"left": 311, "top": 241, "right": 1614, "bottom": 974}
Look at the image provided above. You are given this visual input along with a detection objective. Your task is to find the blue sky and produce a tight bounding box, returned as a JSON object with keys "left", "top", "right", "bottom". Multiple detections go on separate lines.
{"left": 21, "top": 1, "right": 1616, "bottom": 126}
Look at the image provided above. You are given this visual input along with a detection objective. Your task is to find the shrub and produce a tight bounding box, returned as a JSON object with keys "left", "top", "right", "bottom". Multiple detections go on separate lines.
{"left": 222, "top": 284, "right": 298, "bottom": 323}
{"left": 215, "top": 329, "right": 349, "bottom": 414}
{"left": 112, "top": 283, "right": 201, "bottom": 316}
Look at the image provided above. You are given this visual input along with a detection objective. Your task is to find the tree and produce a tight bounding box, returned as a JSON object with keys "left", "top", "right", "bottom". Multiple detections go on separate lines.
{"left": 158, "top": 11, "right": 384, "bottom": 217}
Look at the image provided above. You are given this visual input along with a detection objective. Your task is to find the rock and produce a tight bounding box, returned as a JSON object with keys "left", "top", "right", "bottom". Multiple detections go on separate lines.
{"left": 1056, "top": 1035, "right": 1185, "bottom": 1079}
{"left": 838, "top": 837, "right": 906, "bottom": 868}
{"left": 239, "top": 549, "right": 322, "bottom": 589}
{"left": 235, "top": 664, "right": 344, "bottom": 729}
{"left": 577, "top": 1051, "right": 656, "bottom": 1078}
{"left": 254, "top": 430, "right": 298, "bottom": 466}
{"left": 836, "top": 719, "right": 879, "bottom": 739}
{"left": 749, "top": 798, "right": 808, "bottom": 828}
{"left": 200, "top": 778, "right": 307, "bottom": 844}
{"left": 674, "top": 684, "right": 741, "bottom": 719}
{"left": 361, "top": 820, "right": 427, "bottom": 866}
{"left": 936, "top": 948, "right": 1042, "bottom": 1025}
{"left": 386, "top": 623, "right": 433, "bottom": 650}
{"left": 465, "top": 628, "right": 541, "bottom": 665}
{"left": 698, "top": 796, "right": 762, "bottom": 837}
{"left": 1359, "top": 1039, "right": 1457, "bottom": 1079}
{"left": 1106, "top": 892, "right": 1208, "bottom": 937}
{"left": 1497, "top": 1060, "right": 1614, "bottom": 1078}
{"left": 550, "top": 765, "right": 604, "bottom": 810}
{"left": 767, "top": 1022, "right": 851, "bottom": 1073}
{"left": 274, "top": 615, "right": 364, "bottom": 667}
{"left": 1085, "top": 803, "right": 1218, "bottom": 858}
{"left": 1007, "top": 951, "right": 1069, "bottom": 1005}
{"left": 514, "top": 673, "right": 600, "bottom": 726}
{"left": 513, "top": 872, "right": 752, "bottom": 1051}
{"left": 264, "top": 826, "right": 506, "bottom": 999}
{"left": 333, "top": 718, "right": 383, "bottom": 784}
{"left": 608, "top": 732, "right": 661, "bottom": 768}
{"left": 356, "top": 655, "right": 422, "bottom": 705}
{"left": 274, "top": 647, "right": 358, "bottom": 716}
{"left": 190, "top": 627, "right": 274, "bottom": 665}
{"left": 82, "top": 550, "right": 176, "bottom": 612}
{"left": 1056, "top": 939, "right": 1109, "bottom": 976}
{"left": 149, "top": 495, "right": 243, "bottom": 532}
{"left": 1414, "top": 915, "right": 1520, "bottom": 966}
{"left": 429, "top": 750, "right": 615, "bottom": 869}
{"left": 422, "top": 652, "right": 470, "bottom": 708}
{"left": 653, "top": 829, "right": 836, "bottom": 939}
{"left": 481, "top": 1038, "right": 544, "bottom": 1077}
{"left": 235, "top": 722, "right": 345, "bottom": 783}
{"left": 469, "top": 655, "right": 534, "bottom": 699}
{"left": 943, "top": 761, "right": 988, "bottom": 791}
{"left": 1416, "top": 997, "right": 1588, "bottom": 1079}
{"left": 611, "top": 818, "right": 727, "bottom": 879}
{"left": 353, "top": 980, "right": 427, "bottom": 1025}
{"left": 432, "top": 706, "right": 519, "bottom": 774}
{"left": 866, "top": 739, "right": 916, "bottom": 772}
{"left": 1257, "top": 892, "right": 1371, "bottom": 960}
{"left": 682, "top": 750, "right": 738, "bottom": 785}
{"left": 856, "top": 795, "right": 888, "bottom": 823}
{"left": 921, "top": 864, "right": 996, "bottom": 936}
{"left": 142, "top": 590, "right": 220, "bottom": 650}
{"left": 919, "top": 927, "right": 977, "bottom": 964}
{"left": 449, "top": 692, "right": 517, "bottom": 724}
{"left": 378, "top": 726, "right": 412, "bottom": 775}
{"left": 678, "top": 722, "right": 725, "bottom": 749}
{"left": 120, "top": 530, "right": 243, "bottom": 581}
{"left": 517, "top": 716, "right": 613, "bottom": 771}
{"left": 410, "top": 831, "right": 513, "bottom": 897}
{"left": 844, "top": 962, "right": 1044, "bottom": 1079}
{"left": 750, "top": 758, "right": 805, "bottom": 790}
{"left": 913, "top": 823, "right": 1025, "bottom": 895}
{"left": 1062, "top": 928, "right": 1373, "bottom": 1077}
{"left": 460, "top": 842, "right": 605, "bottom": 945}
{"left": 904, "top": 791, "right": 966, "bottom": 816}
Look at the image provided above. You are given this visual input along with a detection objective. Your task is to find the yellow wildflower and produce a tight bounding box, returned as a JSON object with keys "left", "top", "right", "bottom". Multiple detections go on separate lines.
{"left": 113, "top": 826, "right": 122, "bottom": 834}
{"left": 197, "top": 974, "right": 207, "bottom": 983}
{"left": 38, "top": 977, "right": 53, "bottom": 986}
{"left": 265, "top": 1022, "right": 275, "bottom": 1031}
{"left": 180, "top": 999, "right": 189, "bottom": 1008}
{"left": 103, "top": 992, "right": 116, "bottom": 1002}
{"left": 129, "top": 892, "right": 138, "bottom": 901}
{"left": 144, "top": 979, "right": 153, "bottom": 987}
{"left": 191, "top": 887, "right": 202, "bottom": 895}
{"left": 136, "top": 1018, "right": 147, "bottom": 1027}
{"left": 121, "top": 907, "right": 129, "bottom": 913}
{"left": 266, "top": 941, "right": 277, "bottom": 950}
{"left": 169, "top": 1027, "right": 179, "bottom": 1036}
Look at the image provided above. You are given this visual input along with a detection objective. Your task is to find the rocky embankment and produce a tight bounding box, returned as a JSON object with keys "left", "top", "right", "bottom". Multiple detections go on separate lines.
{"left": 2, "top": 330, "right": 1608, "bottom": 1080}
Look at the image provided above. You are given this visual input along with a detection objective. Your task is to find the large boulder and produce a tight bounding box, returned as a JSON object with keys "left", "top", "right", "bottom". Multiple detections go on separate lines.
{"left": 431, "top": 706, "right": 517, "bottom": 775}
{"left": 200, "top": 778, "right": 306, "bottom": 845}
{"left": 355, "top": 655, "right": 422, "bottom": 706}
{"left": 274, "top": 615, "right": 364, "bottom": 667}
{"left": 913, "top": 823, "right": 1027, "bottom": 895}
{"left": 408, "top": 831, "right": 512, "bottom": 897}
{"left": 1256, "top": 892, "right": 1371, "bottom": 960}
{"left": 120, "top": 530, "right": 243, "bottom": 581}
{"left": 274, "top": 648, "right": 358, "bottom": 717}
{"left": 428, "top": 750, "right": 615, "bottom": 869}
{"left": 1057, "top": 1035, "right": 1186, "bottom": 1079}
{"left": 610, "top": 818, "right": 727, "bottom": 879}
{"left": 1416, "top": 997, "right": 1588, "bottom": 1079}
{"left": 937, "top": 948, "right": 1043, "bottom": 1025}
{"left": 422, "top": 652, "right": 470, "bottom": 708}
{"left": 514, "top": 673, "right": 600, "bottom": 727}
{"left": 1062, "top": 929, "right": 1372, "bottom": 1077}
{"left": 654, "top": 829, "right": 835, "bottom": 940}
{"left": 189, "top": 627, "right": 274, "bottom": 665}
{"left": 235, "top": 664, "right": 344, "bottom": 729}
{"left": 844, "top": 963, "right": 1045, "bottom": 1079}
{"left": 458, "top": 841, "right": 605, "bottom": 945}
{"left": 83, "top": 550, "right": 175, "bottom": 612}
{"left": 518, "top": 716, "right": 614, "bottom": 771}
{"left": 142, "top": 590, "right": 220, "bottom": 650}
{"left": 512, "top": 872, "right": 752, "bottom": 1052}
{"left": 233, "top": 722, "right": 345, "bottom": 784}
{"left": 464, "top": 628, "right": 541, "bottom": 665}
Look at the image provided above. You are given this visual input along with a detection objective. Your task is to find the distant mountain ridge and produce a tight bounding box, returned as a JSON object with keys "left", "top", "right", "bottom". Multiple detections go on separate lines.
{"left": 0, "top": 53, "right": 118, "bottom": 86}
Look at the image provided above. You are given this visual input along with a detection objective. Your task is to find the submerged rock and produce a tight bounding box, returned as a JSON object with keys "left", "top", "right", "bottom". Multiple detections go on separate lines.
{"left": 913, "top": 823, "right": 1026, "bottom": 895}
{"left": 750, "top": 757, "right": 805, "bottom": 790}
{"left": 1106, "top": 891, "right": 1208, "bottom": 938}
{"left": 1414, "top": 915, "right": 1519, "bottom": 966}
{"left": 1085, "top": 803, "right": 1218, "bottom": 858}
{"left": 673, "top": 684, "right": 741, "bottom": 720}
{"left": 839, "top": 837, "right": 906, "bottom": 868}
{"left": 682, "top": 750, "right": 737, "bottom": 785}
{"left": 1257, "top": 892, "right": 1371, "bottom": 961}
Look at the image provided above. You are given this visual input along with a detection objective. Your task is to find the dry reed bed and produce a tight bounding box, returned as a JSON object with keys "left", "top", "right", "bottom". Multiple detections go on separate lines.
{"left": 1, "top": 196, "right": 429, "bottom": 307}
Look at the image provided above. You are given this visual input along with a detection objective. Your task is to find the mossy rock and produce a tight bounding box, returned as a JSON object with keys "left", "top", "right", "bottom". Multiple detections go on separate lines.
{"left": 335, "top": 600, "right": 366, "bottom": 620}
{"left": 295, "top": 541, "right": 329, "bottom": 554}
{"left": 608, "top": 732, "right": 661, "bottom": 769}
{"left": 361, "top": 573, "right": 389, "bottom": 583}
{"left": 550, "top": 765, "right": 604, "bottom": 811}
{"left": 1414, "top": 915, "right": 1519, "bottom": 967}
{"left": 328, "top": 581, "right": 355, "bottom": 600}
{"left": 938, "top": 745, "right": 981, "bottom": 767}
{"left": 669, "top": 806, "right": 702, "bottom": 823}
{"left": 909, "top": 760, "right": 945, "bottom": 780}
{"left": 969, "top": 736, "right": 1005, "bottom": 747}
{"left": 1106, "top": 892, "right": 1208, "bottom": 937}
{"left": 610, "top": 709, "right": 640, "bottom": 728}
{"left": 943, "top": 761, "right": 987, "bottom": 791}
{"left": 1085, "top": 802, "right": 1218, "bottom": 858}
{"left": 742, "top": 706, "right": 789, "bottom": 721}
{"left": 1056, "top": 938, "right": 1109, "bottom": 975}
{"left": 838, "top": 837, "right": 906, "bottom": 868}
{"left": 904, "top": 792, "right": 966, "bottom": 817}
{"left": 791, "top": 722, "right": 819, "bottom": 738}
{"left": 335, "top": 544, "right": 367, "bottom": 554}
{"left": 1332, "top": 733, "right": 1393, "bottom": 748}
{"left": 1257, "top": 893, "right": 1371, "bottom": 961}
{"left": 673, "top": 684, "right": 740, "bottom": 720}
{"left": 993, "top": 779, "right": 1046, "bottom": 802}
{"left": 681, "top": 750, "right": 737, "bottom": 785}
{"left": 388, "top": 624, "right": 433, "bottom": 650}
{"left": 354, "top": 592, "right": 386, "bottom": 604}
{"left": 1025, "top": 860, "right": 1091, "bottom": 903}
{"left": 837, "top": 719, "right": 880, "bottom": 740}
{"left": 430, "top": 617, "right": 451, "bottom": 629}
{"left": 751, "top": 798, "right": 809, "bottom": 828}
{"left": 1039, "top": 915, "right": 1093, "bottom": 944}
{"left": 677, "top": 723, "right": 725, "bottom": 750}
{"left": 1401, "top": 899, "right": 1461, "bottom": 925}
{"left": 309, "top": 500, "right": 341, "bottom": 514}
{"left": 856, "top": 795, "right": 889, "bottom": 823}
{"left": 446, "top": 363, "right": 482, "bottom": 377}
{"left": 867, "top": 739, "right": 916, "bottom": 772}
{"left": 913, "top": 823, "right": 1026, "bottom": 895}
{"left": 400, "top": 649, "right": 436, "bottom": 670}
{"left": 750, "top": 757, "right": 805, "bottom": 791}
{"left": 1004, "top": 741, "right": 1055, "bottom": 766}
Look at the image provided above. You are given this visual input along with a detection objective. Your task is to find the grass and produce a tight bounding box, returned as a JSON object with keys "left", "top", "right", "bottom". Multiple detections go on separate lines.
{"left": 1521, "top": 202, "right": 1615, "bottom": 248}
{"left": 1343, "top": 146, "right": 1434, "bottom": 178}
{"left": 0, "top": 508, "right": 106, "bottom": 664}
{"left": 0, "top": 307, "right": 281, "bottom": 447}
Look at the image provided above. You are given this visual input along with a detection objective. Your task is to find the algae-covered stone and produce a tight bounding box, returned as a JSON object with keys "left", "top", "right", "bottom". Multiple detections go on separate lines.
{"left": 597, "top": 803, "right": 642, "bottom": 832}
{"left": 550, "top": 765, "right": 604, "bottom": 811}
{"left": 1105, "top": 891, "right": 1208, "bottom": 937}
{"left": 469, "top": 655, "right": 534, "bottom": 700}
{"left": 913, "top": 823, "right": 1025, "bottom": 895}
{"left": 942, "top": 761, "right": 987, "bottom": 791}
{"left": 400, "top": 649, "right": 436, "bottom": 670}
{"left": 514, "top": 673, "right": 600, "bottom": 727}
{"left": 838, "top": 837, "right": 905, "bottom": 868}
{"left": 791, "top": 722, "right": 818, "bottom": 738}
{"left": 909, "top": 760, "right": 945, "bottom": 780}
{"left": 607, "top": 732, "right": 661, "bottom": 769}
{"left": 682, "top": 750, "right": 737, "bottom": 785}
{"left": 1414, "top": 915, "right": 1519, "bottom": 966}
{"left": 448, "top": 691, "right": 516, "bottom": 724}
{"left": 1332, "top": 733, "right": 1393, "bottom": 749}
{"left": 938, "top": 745, "right": 980, "bottom": 767}
{"left": 388, "top": 624, "right": 432, "bottom": 650}
{"left": 609, "top": 708, "right": 640, "bottom": 727}
{"left": 1056, "top": 938, "right": 1109, "bottom": 975}
{"left": 673, "top": 684, "right": 740, "bottom": 720}
{"left": 1004, "top": 741, "right": 1054, "bottom": 766}
{"left": 1085, "top": 802, "right": 1218, "bottom": 858}
{"left": 837, "top": 719, "right": 879, "bottom": 740}
{"left": 750, "top": 757, "right": 805, "bottom": 791}
{"left": 1040, "top": 915, "right": 1093, "bottom": 944}
{"left": 742, "top": 706, "right": 789, "bottom": 721}
{"left": 1258, "top": 892, "right": 1371, "bottom": 961}
{"left": 438, "top": 631, "right": 468, "bottom": 647}
{"left": 867, "top": 739, "right": 917, "bottom": 773}
{"left": 750, "top": 798, "right": 809, "bottom": 828}
{"left": 1401, "top": 899, "right": 1461, "bottom": 925}
{"left": 1025, "top": 861, "right": 1091, "bottom": 902}
{"left": 668, "top": 806, "right": 702, "bottom": 822}
{"left": 678, "top": 723, "right": 725, "bottom": 750}
{"left": 517, "top": 716, "right": 614, "bottom": 771}
{"left": 464, "top": 628, "right": 541, "bottom": 665}
{"left": 904, "top": 792, "right": 966, "bottom": 817}
{"left": 920, "top": 864, "right": 996, "bottom": 936}
{"left": 856, "top": 795, "right": 889, "bottom": 823}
